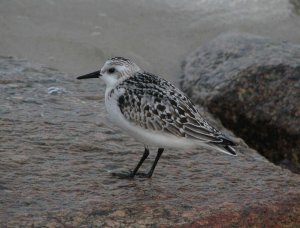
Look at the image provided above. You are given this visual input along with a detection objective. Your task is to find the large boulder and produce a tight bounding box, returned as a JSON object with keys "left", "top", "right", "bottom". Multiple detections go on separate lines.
{"left": 1, "top": 56, "right": 300, "bottom": 226}
{"left": 181, "top": 33, "right": 300, "bottom": 173}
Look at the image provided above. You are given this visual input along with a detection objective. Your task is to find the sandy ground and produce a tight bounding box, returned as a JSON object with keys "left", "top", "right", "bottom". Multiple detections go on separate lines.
{"left": 0, "top": 0, "right": 300, "bottom": 84}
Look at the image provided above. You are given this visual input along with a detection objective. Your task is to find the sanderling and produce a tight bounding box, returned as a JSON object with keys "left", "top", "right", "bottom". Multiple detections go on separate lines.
{"left": 77, "top": 57, "right": 237, "bottom": 178}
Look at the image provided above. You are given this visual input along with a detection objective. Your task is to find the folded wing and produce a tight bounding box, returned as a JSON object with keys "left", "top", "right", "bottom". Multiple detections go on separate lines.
{"left": 117, "top": 72, "right": 237, "bottom": 155}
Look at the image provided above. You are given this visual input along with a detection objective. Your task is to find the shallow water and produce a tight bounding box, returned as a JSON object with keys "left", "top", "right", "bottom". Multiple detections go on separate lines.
{"left": 0, "top": 0, "right": 300, "bottom": 84}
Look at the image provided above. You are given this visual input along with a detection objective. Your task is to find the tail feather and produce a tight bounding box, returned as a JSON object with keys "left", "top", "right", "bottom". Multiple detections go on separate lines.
{"left": 219, "top": 136, "right": 237, "bottom": 146}
{"left": 189, "top": 133, "right": 238, "bottom": 156}
{"left": 223, "top": 145, "right": 237, "bottom": 156}
{"left": 209, "top": 143, "right": 237, "bottom": 156}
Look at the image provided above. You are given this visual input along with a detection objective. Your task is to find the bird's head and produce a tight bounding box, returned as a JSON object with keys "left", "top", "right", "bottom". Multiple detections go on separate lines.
{"left": 77, "top": 57, "right": 141, "bottom": 88}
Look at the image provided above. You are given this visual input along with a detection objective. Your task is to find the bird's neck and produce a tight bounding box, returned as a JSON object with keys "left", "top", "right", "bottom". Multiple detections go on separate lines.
{"left": 103, "top": 74, "right": 131, "bottom": 98}
{"left": 102, "top": 74, "right": 118, "bottom": 88}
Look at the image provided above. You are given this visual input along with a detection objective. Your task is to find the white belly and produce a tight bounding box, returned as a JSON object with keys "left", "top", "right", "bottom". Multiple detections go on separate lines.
{"left": 104, "top": 89, "right": 195, "bottom": 149}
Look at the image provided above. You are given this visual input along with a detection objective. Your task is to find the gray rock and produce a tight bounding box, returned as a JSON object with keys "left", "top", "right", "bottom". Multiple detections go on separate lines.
{"left": 0, "top": 56, "right": 300, "bottom": 226}
{"left": 181, "top": 32, "right": 300, "bottom": 173}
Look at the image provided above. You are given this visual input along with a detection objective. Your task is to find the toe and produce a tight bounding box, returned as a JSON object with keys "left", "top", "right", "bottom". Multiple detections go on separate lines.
{"left": 136, "top": 172, "right": 151, "bottom": 178}
{"left": 112, "top": 171, "right": 135, "bottom": 179}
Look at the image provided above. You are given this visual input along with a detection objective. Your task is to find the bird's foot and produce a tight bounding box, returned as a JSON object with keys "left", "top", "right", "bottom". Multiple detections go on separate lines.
{"left": 111, "top": 170, "right": 135, "bottom": 179}
{"left": 136, "top": 172, "right": 152, "bottom": 178}
{"left": 111, "top": 170, "right": 153, "bottom": 179}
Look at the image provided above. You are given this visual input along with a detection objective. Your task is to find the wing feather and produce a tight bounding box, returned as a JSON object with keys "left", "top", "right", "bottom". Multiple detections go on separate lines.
{"left": 116, "top": 72, "right": 235, "bottom": 149}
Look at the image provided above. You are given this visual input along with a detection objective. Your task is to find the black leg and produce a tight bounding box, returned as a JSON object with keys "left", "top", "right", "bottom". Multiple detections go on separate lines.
{"left": 112, "top": 147, "right": 149, "bottom": 178}
{"left": 131, "top": 147, "right": 150, "bottom": 175}
{"left": 137, "top": 148, "right": 164, "bottom": 178}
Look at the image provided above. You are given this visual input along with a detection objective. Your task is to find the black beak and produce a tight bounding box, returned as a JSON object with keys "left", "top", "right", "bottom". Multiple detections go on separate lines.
{"left": 77, "top": 70, "right": 101, "bottom": 80}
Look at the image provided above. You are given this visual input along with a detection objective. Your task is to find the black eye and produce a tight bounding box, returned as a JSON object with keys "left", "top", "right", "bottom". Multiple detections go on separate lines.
{"left": 108, "top": 68, "right": 116, "bottom": 74}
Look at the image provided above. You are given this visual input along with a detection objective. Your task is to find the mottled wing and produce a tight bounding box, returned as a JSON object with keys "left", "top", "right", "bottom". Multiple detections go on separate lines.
{"left": 116, "top": 72, "right": 233, "bottom": 145}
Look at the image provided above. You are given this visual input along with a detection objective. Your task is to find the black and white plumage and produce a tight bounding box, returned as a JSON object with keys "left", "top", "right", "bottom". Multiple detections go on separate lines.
{"left": 77, "top": 57, "right": 237, "bottom": 178}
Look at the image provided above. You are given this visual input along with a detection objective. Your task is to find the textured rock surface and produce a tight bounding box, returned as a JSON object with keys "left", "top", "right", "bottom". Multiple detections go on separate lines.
{"left": 181, "top": 33, "right": 300, "bottom": 173}
{"left": 1, "top": 56, "right": 300, "bottom": 227}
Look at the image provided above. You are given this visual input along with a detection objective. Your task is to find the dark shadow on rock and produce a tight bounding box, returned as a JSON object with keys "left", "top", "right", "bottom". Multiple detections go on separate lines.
{"left": 181, "top": 32, "right": 300, "bottom": 173}
{"left": 290, "top": 0, "right": 300, "bottom": 15}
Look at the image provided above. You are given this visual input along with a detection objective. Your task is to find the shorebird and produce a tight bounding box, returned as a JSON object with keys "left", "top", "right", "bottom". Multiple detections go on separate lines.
{"left": 77, "top": 57, "right": 237, "bottom": 178}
